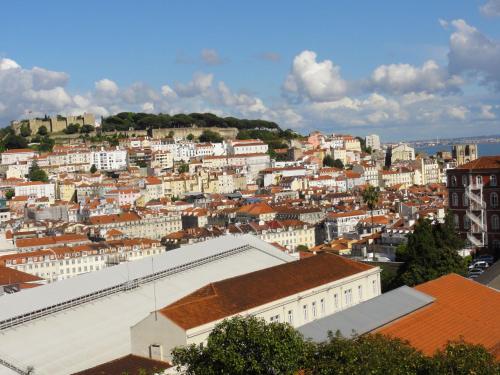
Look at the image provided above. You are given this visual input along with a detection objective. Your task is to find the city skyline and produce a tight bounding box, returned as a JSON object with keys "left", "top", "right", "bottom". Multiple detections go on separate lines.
{"left": 1, "top": 0, "right": 500, "bottom": 141}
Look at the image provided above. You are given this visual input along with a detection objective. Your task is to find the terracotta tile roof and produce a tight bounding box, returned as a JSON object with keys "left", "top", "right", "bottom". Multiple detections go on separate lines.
{"left": 160, "top": 253, "right": 375, "bottom": 330}
{"left": 72, "top": 354, "right": 171, "bottom": 375}
{"left": 88, "top": 212, "right": 141, "bottom": 225}
{"left": 237, "top": 202, "right": 276, "bottom": 216}
{"left": 15, "top": 234, "right": 89, "bottom": 248}
{"left": 455, "top": 155, "right": 500, "bottom": 170}
{"left": 376, "top": 274, "right": 500, "bottom": 359}
{"left": 0, "top": 266, "right": 44, "bottom": 285}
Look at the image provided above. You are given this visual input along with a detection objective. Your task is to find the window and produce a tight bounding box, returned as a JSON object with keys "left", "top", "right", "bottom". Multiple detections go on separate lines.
{"left": 334, "top": 293, "right": 339, "bottom": 309}
{"left": 312, "top": 302, "right": 317, "bottom": 318}
{"left": 464, "top": 216, "right": 470, "bottom": 230}
{"left": 450, "top": 175, "right": 457, "bottom": 187}
{"left": 451, "top": 193, "right": 459, "bottom": 207}
{"left": 270, "top": 314, "right": 280, "bottom": 323}
{"left": 491, "top": 193, "right": 499, "bottom": 208}
{"left": 320, "top": 298, "right": 325, "bottom": 314}
{"left": 303, "top": 305, "right": 308, "bottom": 321}
{"left": 344, "top": 289, "right": 352, "bottom": 306}
{"left": 287, "top": 310, "right": 293, "bottom": 324}
{"left": 491, "top": 175, "right": 497, "bottom": 187}
{"left": 453, "top": 214, "right": 460, "bottom": 228}
{"left": 463, "top": 193, "right": 469, "bottom": 207}
{"left": 372, "top": 280, "right": 377, "bottom": 295}
{"left": 476, "top": 175, "right": 483, "bottom": 185}
{"left": 358, "top": 285, "right": 363, "bottom": 301}
{"left": 492, "top": 215, "right": 500, "bottom": 231}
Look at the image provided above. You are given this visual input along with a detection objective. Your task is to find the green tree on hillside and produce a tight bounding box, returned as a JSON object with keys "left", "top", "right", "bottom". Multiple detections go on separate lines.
{"left": 80, "top": 124, "right": 95, "bottom": 134}
{"left": 90, "top": 164, "right": 97, "bottom": 174}
{"left": 64, "top": 123, "right": 80, "bottom": 134}
{"left": 186, "top": 133, "right": 195, "bottom": 141}
{"left": 395, "top": 216, "right": 466, "bottom": 287}
{"left": 28, "top": 161, "right": 48, "bottom": 182}
{"left": 2, "top": 134, "right": 28, "bottom": 150}
{"left": 199, "top": 130, "right": 223, "bottom": 143}
{"left": 20, "top": 124, "right": 32, "bottom": 137}
{"left": 37, "top": 136, "right": 55, "bottom": 152}
{"left": 37, "top": 125, "right": 48, "bottom": 136}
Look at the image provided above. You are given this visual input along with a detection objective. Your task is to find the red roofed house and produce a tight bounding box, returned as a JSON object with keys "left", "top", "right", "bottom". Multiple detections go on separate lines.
{"left": 130, "top": 253, "right": 381, "bottom": 362}
{"left": 376, "top": 274, "right": 500, "bottom": 360}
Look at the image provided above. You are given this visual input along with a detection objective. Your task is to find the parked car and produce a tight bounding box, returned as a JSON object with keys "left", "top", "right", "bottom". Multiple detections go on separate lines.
{"left": 468, "top": 261, "right": 489, "bottom": 270}
{"left": 468, "top": 268, "right": 484, "bottom": 278}
{"left": 476, "top": 255, "right": 494, "bottom": 265}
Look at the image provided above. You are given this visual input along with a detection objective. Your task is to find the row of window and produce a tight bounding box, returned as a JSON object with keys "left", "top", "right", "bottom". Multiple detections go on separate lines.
{"left": 451, "top": 192, "right": 499, "bottom": 208}
{"left": 450, "top": 174, "right": 497, "bottom": 187}
{"left": 269, "top": 282, "right": 377, "bottom": 325}
{"left": 453, "top": 214, "right": 500, "bottom": 231}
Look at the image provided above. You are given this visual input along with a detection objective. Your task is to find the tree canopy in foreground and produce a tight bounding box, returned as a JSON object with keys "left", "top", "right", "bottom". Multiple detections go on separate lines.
{"left": 172, "top": 316, "right": 499, "bottom": 375}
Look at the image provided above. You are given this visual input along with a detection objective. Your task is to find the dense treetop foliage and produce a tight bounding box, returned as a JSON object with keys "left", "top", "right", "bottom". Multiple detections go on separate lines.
{"left": 383, "top": 214, "right": 467, "bottom": 290}
{"left": 100, "top": 112, "right": 282, "bottom": 132}
{"left": 172, "top": 316, "right": 499, "bottom": 375}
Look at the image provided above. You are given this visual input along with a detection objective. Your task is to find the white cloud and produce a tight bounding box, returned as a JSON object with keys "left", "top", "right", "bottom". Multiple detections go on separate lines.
{"left": 283, "top": 50, "right": 347, "bottom": 102}
{"left": 201, "top": 48, "right": 225, "bottom": 65}
{"left": 95, "top": 78, "right": 119, "bottom": 96}
{"left": 447, "top": 19, "right": 500, "bottom": 89}
{"left": 446, "top": 105, "right": 469, "bottom": 120}
{"left": 160, "top": 84, "right": 177, "bottom": 99}
{"left": 175, "top": 72, "right": 214, "bottom": 97}
{"left": 0, "top": 58, "right": 20, "bottom": 70}
{"left": 479, "top": 104, "right": 496, "bottom": 119}
{"left": 480, "top": 0, "right": 500, "bottom": 17}
{"left": 370, "top": 60, "right": 462, "bottom": 94}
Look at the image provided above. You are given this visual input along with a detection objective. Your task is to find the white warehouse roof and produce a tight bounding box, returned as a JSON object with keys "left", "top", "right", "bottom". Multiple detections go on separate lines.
{"left": 0, "top": 234, "right": 294, "bottom": 375}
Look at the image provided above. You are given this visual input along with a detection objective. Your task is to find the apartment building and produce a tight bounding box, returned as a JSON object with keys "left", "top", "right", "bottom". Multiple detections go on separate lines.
{"left": 228, "top": 139, "right": 269, "bottom": 155}
{"left": 1, "top": 148, "right": 37, "bottom": 165}
{"left": 130, "top": 253, "right": 381, "bottom": 362}
{"left": 14, "top": 181, "right": 56, "bottom": 201}
{"left": 15, "top": 234, "right": 90, "bottom": 252}
{"left": 88, "top": 211, "right": 182, "bottom": 240}
{"left": 324, "top": 210, "right": 368, "bottom": 240}
{"left": 1, "top": 238, "right": 163, "bottom": 281}
{"left": 365, "top": 134, "right": 381, "bottom": 151}
{"left": 229, "top": 220, "right": 316, "bottom": 251}
{"left": 92, "top": 148, "right": 128, "bottom": 171}
{"left": 447, "top": 156, "right": 500, "bottom": 254}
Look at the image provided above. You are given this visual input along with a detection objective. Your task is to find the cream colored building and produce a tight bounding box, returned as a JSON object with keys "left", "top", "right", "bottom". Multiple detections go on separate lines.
{"left": 130, "top": 253, "right": 381, "bottom": 362}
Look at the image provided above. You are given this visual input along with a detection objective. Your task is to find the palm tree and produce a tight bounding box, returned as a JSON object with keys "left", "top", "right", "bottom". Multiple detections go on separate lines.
{"left": 362, "top": 185, "right": 380, "bottom": 259}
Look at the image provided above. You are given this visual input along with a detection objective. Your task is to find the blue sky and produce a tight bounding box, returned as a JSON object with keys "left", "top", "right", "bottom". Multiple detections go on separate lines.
{"left": 1, "top": 0, "right": 500, "bottom": 141}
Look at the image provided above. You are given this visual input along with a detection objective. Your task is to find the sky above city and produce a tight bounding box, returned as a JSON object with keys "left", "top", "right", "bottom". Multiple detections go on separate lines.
{"left": 1, "top": 0, "right": 500, "bottom": 141}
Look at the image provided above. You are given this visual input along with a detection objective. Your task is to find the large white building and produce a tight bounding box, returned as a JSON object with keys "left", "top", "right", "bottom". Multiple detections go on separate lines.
{"left": 228, "top": 139, "right": 268, "bottom": 155}
{"left": 0, "top": 235, "right": 295, "bottom": 375}
{"left": 1, "top": 149, "right": 37, "bottom": 165}
{"left": 92, "top": 148, "right": 128, "bottom": 171}
{"left": 365, "top": 134, "right": 381, "bottom": 151}
{"left": 14, "top": 181, "right": 56, "bottom": 201}
{"left": 130, "top": 253, "right": 381, "bottom": 362}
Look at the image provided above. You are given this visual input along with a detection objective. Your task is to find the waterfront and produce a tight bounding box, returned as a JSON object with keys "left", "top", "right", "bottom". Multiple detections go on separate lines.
{"left": 416, "top": 142, "right": 499, "bottom": 157}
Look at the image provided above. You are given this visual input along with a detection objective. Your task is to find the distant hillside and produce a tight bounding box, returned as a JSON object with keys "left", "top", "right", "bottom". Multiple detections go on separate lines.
{"left": 101, "top": 112, "right": 282, "bottom": 132}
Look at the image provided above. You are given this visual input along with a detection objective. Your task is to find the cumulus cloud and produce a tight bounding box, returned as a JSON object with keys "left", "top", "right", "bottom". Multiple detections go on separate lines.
{"left": 370, "top": 60, "right": 462, "bottom": 94}
{"left": 283, "top": 50, "right": 347, "bottom": 102}
{"left": 95, "top": 78, "right": 119, "bottom": 96}
{"left": 0, "top": 58, "right": 20, "bottom": 70}
{"left": 175, "top": 72, "right": 214, "bottom": 97}
{"left": 201, "top": 48, "right": 225, "bottom": 65}
{"left": 447, "top": 19, "right": 500, "bottom": 90}
{"left": 480, "top": 0, "right": 500, "bottom": 17}
{"left": 479, "top": 104, "right": 496, "bottom": 119}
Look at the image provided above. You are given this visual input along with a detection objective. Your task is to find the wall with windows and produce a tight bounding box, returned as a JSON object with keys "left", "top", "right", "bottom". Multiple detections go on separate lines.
{"left": 131, "top": 265, "right": 381, "bottom": 361}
